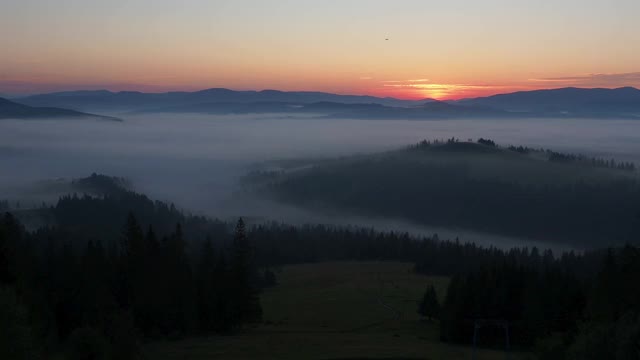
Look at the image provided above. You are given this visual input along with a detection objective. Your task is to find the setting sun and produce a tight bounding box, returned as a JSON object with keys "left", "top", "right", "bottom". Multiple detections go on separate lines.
{"left": 2, "top": 1, "right": 639, "bottom": 97}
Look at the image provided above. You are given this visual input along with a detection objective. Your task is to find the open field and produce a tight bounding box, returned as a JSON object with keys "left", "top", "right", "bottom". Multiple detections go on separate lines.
{"left": 144, "top": 262, "right": 532, "bottom": 359}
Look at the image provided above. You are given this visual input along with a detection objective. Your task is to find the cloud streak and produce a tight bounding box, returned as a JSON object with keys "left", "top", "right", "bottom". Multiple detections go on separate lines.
{"left": 379, "top": 72, "right": 640, "bottom": 99}
{"left": 379, "top": 79, "right": 512, "bottom": 99}
{"left": 528, "top": 72, "right": 640, "bottom": 87}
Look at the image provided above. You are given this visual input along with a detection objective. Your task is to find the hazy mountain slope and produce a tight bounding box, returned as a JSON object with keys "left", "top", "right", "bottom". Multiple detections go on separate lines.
{"left": 16, "top": 88, "right": 429, "bottom": 112}
{"left": 17, "top": 87, "right": 640, "bottom": 119}
{"left": 457, "top": 87, "right": 640, "bottom": 115}
{"left": 252, "top": 140, "right": 640, "bottom": 247}
{"left": 0, "top": 97, "right": 120, "bottom": 121}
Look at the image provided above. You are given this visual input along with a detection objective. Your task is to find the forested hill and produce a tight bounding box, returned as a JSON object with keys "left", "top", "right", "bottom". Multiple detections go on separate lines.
{"left": 0, "top": 97, "right": 120, "bottom": 121}
{"left": 2, "top": 172, "right": 639, "bottom": 359}
{"left": 252, "top": 138, "right": 640, "bottom": 248}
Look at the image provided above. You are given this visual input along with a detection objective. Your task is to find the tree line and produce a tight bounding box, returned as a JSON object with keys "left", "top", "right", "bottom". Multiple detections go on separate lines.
{"left": 433, "top": 245, "right": 640, "bottom": 360}
{"left": 409, "top": 137, "right": 636, "bottom": 171}
{"left": 268, "top": 145, "right": 640, "bottom": 247}
{"left": 2, "top": 174, "right": 638, "bottom": 359}
{"left": 1, "top": 211, "right": 262, "bottom": 360}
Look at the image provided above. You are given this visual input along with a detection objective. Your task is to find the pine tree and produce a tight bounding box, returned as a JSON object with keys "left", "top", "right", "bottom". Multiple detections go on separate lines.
{"left": 588, "top": 248, "right": 619, "bottom": 322}
{"left": 0, "top": 213, "right": 22, "bottom": 285}
{"left": 418, "top": 284, "right": 440, "bottom": 321}
{"left": 0, "top": 286, "right": 37, "bottom": 360}
{"left": 134, "top": 225, "right": 163, "bottom": 336}
{"left": 230, "top": 218, "right": 262, "bottom": 327}
{"left": 162, "top": 223, "right": 196, "bottom": 335}
{"left": 122, "top": 213, "right": 144, "bottom": 263}
{"left": 115, "top": 213, "right": 144, "bottom": 309}
{"left": 262, "top": 269, "right": 277, "bottom": 288}
{"left": 213, "top": 250, "right": 233, "bottom": 332}
{"left": 196, "top": 238, "right": 217, "bottom": 332}
{"left": 0, "top": 219, "right": 9, "bottom": 284}
{"left": 79, "top": 240, "right": 113, "bottom": 331}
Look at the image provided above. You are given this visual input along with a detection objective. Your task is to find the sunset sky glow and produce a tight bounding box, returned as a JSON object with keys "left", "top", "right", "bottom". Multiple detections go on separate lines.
{"left": 2, "top": 0, "right": 640, "bottom": 99}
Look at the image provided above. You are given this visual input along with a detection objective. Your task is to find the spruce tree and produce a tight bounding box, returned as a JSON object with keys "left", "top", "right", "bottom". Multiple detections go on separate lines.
{"left": 418, "top": 285, "right": 440, "bottom": 321}
{"left": 230, "top": 218, "right": 262, "bottom": 327}
{"left": 163, "top": 223, "right": 196, "bottom": 335}
{"left": 213, "top": 250, "right": 233, "bottom": 332}
{"left": 196, "top": 238, "right": 217, "bottom": 332}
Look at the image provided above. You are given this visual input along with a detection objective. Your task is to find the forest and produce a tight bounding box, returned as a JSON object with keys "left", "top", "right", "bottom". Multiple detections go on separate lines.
{"left": 258, "top": 138, "right": 640, "bottom": 248}
{"left": 1, "top": 173, "right": 639, "bottom": 359}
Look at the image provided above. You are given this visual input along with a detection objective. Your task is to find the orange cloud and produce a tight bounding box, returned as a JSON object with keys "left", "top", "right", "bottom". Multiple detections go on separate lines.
{"left": 375, "top": 72, "right": 640, "bottom": 99}
{"left": 528, "top": 72, "right": 640, "bottom": 88}
{"left": 379, "top": 79, "right": 513, "bottom": 100}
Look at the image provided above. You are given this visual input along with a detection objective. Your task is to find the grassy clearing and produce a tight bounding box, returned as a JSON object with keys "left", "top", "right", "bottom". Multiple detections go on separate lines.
{"left": 144, "top": 262, "right": 532, "bottom": 359}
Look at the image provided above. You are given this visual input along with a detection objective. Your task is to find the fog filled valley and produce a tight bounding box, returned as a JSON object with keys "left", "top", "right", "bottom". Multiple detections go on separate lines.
{"left": 4, "top": 112, "right": 640, "bottom": 360}
{"left": 4, "top": 114, "right": 640, "bottom": 246}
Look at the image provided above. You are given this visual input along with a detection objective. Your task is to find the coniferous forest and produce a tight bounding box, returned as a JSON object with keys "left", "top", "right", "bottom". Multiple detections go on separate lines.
{"left": 1, "top": 172, "right": 639, "bottom": 359}
{"left": 262, "top": 139, "right": 640, "bottom": 247}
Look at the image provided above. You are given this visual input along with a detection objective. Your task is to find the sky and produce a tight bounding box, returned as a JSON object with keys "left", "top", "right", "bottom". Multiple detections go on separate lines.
{"left": 2, "top": 0, "right": 640, "bottom": 99}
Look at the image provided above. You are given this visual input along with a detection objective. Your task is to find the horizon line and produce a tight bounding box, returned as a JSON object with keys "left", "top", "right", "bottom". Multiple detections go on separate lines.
{"left": 4, "top": 85, "right": 639, "bottom": 102}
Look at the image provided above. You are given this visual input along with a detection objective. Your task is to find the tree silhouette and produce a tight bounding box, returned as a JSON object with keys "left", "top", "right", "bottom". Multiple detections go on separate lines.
{"left": 230, "top": 218, "right": 262, "bottom": 326}
{"left": 418, "top": 285, "right": 440, "bottom": 321}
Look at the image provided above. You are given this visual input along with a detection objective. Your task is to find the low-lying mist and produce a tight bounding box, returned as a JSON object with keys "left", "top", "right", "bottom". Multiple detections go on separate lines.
{"left": 2, "top": 113, "right": 640, "bottom": 250}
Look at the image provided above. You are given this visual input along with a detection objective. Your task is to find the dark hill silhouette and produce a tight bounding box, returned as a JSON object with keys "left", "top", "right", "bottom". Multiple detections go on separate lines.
{"left": 0, "top": 97, "right": 120, "bottom": 121}
{"left": 258, "top": 139, "right": 640, "bottom": 247}
{"left": 312, "top": 100, "right": 510, "bottom": 119}
{"left": 17, "top": 88, "right": 430, "bottom": 112}
{"left": 130, "top": 100, "right": 506, "bottom": 119}
{"left": 135, "top": 101, "right": 296, "bottom": 114}
{"left": 14, "top": 86, "right": 640, "bottom": 119}
{"left": 427, "top": 140, "right": 504, "bottom": 154}
{"left": 457, "top": 87, "right": 640, "bottom": 115}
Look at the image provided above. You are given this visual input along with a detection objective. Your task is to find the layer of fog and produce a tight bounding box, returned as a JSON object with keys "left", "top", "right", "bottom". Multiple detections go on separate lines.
{"left": 3, "top": 113, "right": 640, "bottom": 250}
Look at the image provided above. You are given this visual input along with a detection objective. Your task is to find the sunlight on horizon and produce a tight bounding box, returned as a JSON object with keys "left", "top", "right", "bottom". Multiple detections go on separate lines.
{"left": 2, "top": 0, "right": 639, "bottom": 96}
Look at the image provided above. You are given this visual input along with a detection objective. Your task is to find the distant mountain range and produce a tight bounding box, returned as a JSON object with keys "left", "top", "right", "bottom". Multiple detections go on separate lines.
{"left": 15, "top": 88, "right": 428, "bottom": 112}
{"left": 456, "top": 87, "right": 640, "bottom": 117}
{"left": 0, "top": 97, "right": 120, "bottom": 121}
{"left": 125, "top": 100, "right": 511, "bottom": 120}
{"left": 297, "top": 101, "right": 511, "bottom": 120}
{"left": 10, "top": 86, "right": 640, "bottom": 120}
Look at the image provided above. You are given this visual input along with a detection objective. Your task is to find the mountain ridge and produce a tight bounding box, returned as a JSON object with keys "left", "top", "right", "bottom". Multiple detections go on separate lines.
{"left": 12, "top": 86, "right": 640, "bottom": 119}
{"left": 16, "top": 88, "right": 432, "bottom": 112}
{"left": 455, "top": 86, "right": 640, "bottom": 115}
{"left": 0, "top": 97, "right": 121, "bottom": 121}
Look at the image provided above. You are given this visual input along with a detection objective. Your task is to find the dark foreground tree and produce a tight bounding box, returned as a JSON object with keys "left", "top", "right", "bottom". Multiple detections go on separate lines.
{"left": 230, "top": 218, "right": 262, "bottom": 326}
{"left": 567, "top": 246, "right": 640, "bottom": 360}
{"left": 418, "top": 285, "right": 440, "bottom": 321}
{"left": 0, "top": 286, "right": 37, "bottom": 360}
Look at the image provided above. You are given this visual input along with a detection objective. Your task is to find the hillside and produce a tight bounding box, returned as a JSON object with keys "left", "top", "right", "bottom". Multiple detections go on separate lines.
{"left": 251, "top": 139, "right": 640, "bottom": 248}
{"left": 134, "top": 99, "right": 514, "bottom": 119}
{"left": 457, "top": 87, "right": 640, "bottom": 116}
{"left": 0, "top": 97, "right": 120, "bottom": 120}
{"left": 16, "top": 88, "right": 427, "bottom": 112}
{"left": 16, "top": 86, "right": 640, "bottom": 119}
